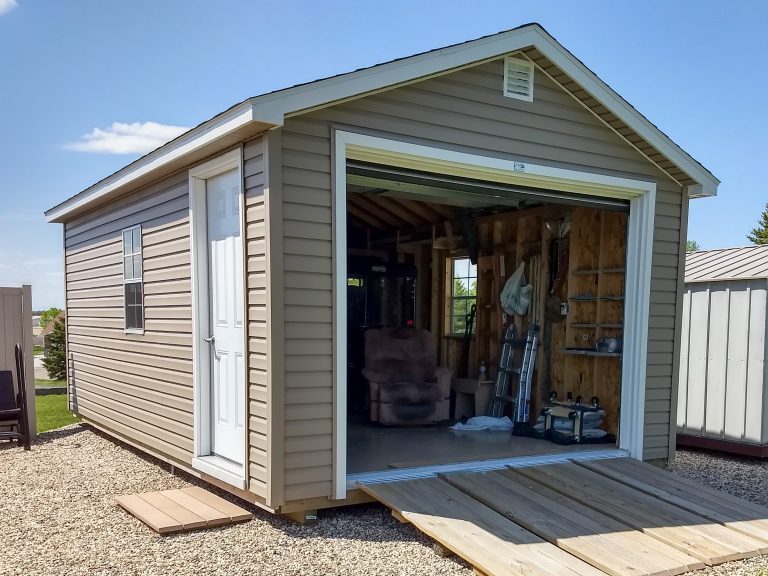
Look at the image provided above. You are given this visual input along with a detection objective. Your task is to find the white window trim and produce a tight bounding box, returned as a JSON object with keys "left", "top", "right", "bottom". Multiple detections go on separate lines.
{"left": 332, "top": 129, "right": 655, "bottom": 500}
{"left": 122, "top": 224, "right": 144, "bottom": 334}
{"left": 188, "top": 148, "right": 248, "bottom": 489}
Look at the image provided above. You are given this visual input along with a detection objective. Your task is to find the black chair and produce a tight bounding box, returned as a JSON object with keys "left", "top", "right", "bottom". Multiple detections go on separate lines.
{"left": 0, "top": 344, "right": 31, "bottom": 450}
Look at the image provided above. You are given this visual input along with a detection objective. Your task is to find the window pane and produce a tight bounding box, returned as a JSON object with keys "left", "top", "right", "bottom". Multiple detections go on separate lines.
{"left": 452, "top": 298, "right": 467, "bottom": 334}
{"left": 132, "top": 228, "right": 141, "bottom": 253}
{"left": 124, "top": 283, "right": 144, "bottom": 329}
{"left": 124, "top": 256, "right": 133, "bottom": 280}
{"left": 133, "top": 256, "right": 142, "bottom": 279}
{"left": 123, "top": 230, "right": 132, "bottom": 255}
{"left": 453, "top": 258, "right": 469, "bottom": 280}
{"left": 468, "top": 263, "right": 477, "bottom": 278}
{"left": 468, "top": 277, "right": 477, "bottom": 296}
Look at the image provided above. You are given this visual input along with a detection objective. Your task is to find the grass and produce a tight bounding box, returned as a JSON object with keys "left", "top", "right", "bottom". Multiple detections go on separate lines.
{"left": 33, "top": 345, "right": 44, "bottom": 356}
{"left": 36, "top": 394, "right": 78, "bottom": 433}
{"left": 35, "top": 378, "right": 66, "bottom": 388}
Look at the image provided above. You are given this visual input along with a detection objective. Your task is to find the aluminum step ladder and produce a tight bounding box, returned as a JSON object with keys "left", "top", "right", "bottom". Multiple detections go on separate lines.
{"left": 487, "top": 324, "right": 540, "bottom": 422}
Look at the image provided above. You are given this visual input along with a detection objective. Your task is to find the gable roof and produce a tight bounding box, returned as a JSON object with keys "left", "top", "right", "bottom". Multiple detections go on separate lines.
{"left": 46, "top": 23, "right": 719, "bottom": 223}
{"left": 685, "top": 245, "right": 768, "bottom": 283}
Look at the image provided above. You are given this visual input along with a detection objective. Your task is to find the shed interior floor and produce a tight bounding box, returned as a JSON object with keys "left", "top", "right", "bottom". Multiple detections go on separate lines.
{"left": 347, "top": 419, "right": 607, "bottom": 473}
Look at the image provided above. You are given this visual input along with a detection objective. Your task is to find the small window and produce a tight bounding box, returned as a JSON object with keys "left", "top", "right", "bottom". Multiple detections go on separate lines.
{"left": 449, "top": 258, "right": 477, "bottom": 335}
{"left": 122, "top": 226, "right": 144, "bottom": 332}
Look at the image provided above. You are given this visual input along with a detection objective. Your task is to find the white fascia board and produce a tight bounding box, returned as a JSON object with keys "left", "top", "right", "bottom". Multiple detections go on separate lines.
{"left": 531, "top": 31, "right": 719, "bottom": 197}
{"left": 248, "top": 27, "right": 541, "bottom": 124}
{"left": 45, "top": 102, "right": 261, "bottom": 223}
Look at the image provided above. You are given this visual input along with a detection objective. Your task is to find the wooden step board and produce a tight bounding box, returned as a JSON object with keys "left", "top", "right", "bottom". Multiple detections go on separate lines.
{"left": 578, "top": 458, "right": 768, "bottom": 543}
{"left": 116, "top": 486, "right": 252, "bottom": 534}
{"left": 444, "top": 469, "right": 704, "bottom": 576}
{"left": 516, "top": 463, "right": 768, "bottom": 565}
{"left": 360, "top": 477, "right": 606, "bottom": 576}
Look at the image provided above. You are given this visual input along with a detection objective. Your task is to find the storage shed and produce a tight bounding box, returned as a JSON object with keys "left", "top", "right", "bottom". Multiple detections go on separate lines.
{"left": 677, "top": 245, "right": 768, "bottom": 456}
{"left": 45, "top": 24, "right": 719, "bottom": 519}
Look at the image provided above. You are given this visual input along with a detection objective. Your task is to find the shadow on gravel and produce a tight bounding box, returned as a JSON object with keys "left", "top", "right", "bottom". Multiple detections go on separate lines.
{"left": 0, "top": 423, "right": 88, "bottom": 452}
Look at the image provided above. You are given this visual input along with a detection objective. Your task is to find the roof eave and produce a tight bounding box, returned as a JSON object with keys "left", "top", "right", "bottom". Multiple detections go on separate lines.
{"left": 45, "top": 101, "right": 277, "bottom": 223}
{"left": 47, "top": 24, "right": 719, "bottom": 223}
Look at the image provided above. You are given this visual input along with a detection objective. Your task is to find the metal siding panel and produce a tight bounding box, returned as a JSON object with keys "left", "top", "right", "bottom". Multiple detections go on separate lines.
{"left": 677, "top": 287, "right": 691, "bottom": 431}
{"left": 746, "top": 283, "right": 767, "bottom": 443}
{"left": 685, "top": 285, "right": 710, "bottom": 434}
{"left": 704, "top": 286, "right": 729, "bottom": 437}
{"left": 724, "top": 282, "right": 750, "bottom": 441}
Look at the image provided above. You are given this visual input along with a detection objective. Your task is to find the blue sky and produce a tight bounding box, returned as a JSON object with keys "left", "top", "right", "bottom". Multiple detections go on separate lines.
{"left": 1, "top": 0, "right": 766, "bottom": 308}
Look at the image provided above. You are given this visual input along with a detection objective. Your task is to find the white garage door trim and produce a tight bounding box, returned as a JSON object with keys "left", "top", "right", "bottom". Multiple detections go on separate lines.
{"left": 332, "top": 129, "right": 656, "bottom": 500}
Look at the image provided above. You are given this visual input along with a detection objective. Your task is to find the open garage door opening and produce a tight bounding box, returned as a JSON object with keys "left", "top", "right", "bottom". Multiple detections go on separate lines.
{"left": 344, "top": 159, "right": 630, "bottom": 475}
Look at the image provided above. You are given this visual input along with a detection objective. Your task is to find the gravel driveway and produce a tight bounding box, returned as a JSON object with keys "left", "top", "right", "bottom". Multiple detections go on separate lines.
{"left": 3, "top": 426, "right": 768, "bottom": 576}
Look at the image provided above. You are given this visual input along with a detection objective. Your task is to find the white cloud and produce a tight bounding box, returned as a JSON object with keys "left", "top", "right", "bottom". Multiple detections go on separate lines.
{"left": 0, "top": 0, "right": 17, "bottom": 16}
{"left": 65, "top": 121, "right": 190, "bottom": 155}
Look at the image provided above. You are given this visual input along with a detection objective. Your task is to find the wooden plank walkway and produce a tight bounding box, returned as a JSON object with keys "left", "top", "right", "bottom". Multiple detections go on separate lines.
{"left": 116, "top": 486, "right": 252, "bottom": 534}
{"left": 360, "top": 458, "right": 768, "bottom": 576}
{"left": 516, "top": 463, "right": 768, "bottom": 564}
{"left": 360, "top": 477, "right": 607, "bottom": 576}
{"left": 445, "top": 469, "right": 704, "bottom": 576}
{"left": 578, "top": 458, "right": 768, "bottom": 544}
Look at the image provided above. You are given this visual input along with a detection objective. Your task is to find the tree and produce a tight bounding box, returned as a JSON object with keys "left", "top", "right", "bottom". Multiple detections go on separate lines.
{"left": 686, "top": 240, "right": 700, "bottom": 252}
{"left": 39, "top": 307, "right": 63, "bottom": 329}
{"left": 748, "top": 203, "right": 768, "bottom": 245}
{"left": 42, "top": 317, "right": 67, "bottom": 381}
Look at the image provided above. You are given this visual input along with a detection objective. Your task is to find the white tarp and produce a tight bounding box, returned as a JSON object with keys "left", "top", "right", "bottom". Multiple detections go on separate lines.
{"left": 500, "top": 262, "right": 533, "bottom": 316}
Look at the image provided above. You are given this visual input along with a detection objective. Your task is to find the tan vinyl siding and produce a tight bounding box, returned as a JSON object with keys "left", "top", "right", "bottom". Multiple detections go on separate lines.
{"left": 278, "top": 58, "right": 684, "bottom": 501}
{"left": 65, "top": 172, "right": 194, "bottom": 466}
{"left": 244, "top": 138, "right": 269, "bottom": 498}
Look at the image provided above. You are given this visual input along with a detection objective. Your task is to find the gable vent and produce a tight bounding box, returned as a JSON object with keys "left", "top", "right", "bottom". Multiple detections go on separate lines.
{"left": 503, "top": 56, "right": 534, "bottom": 102}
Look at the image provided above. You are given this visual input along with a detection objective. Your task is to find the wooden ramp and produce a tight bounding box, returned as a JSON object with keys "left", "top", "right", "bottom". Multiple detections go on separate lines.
{"left": 360, "top": 458, "right": 768, "bottom": 576}
{"left": 116, "top": 486, "right": 252, "bottom": 534}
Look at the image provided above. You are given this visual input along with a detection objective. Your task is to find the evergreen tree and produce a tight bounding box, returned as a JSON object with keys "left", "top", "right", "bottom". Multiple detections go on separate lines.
{"left": 39, "top": 307, "right": 63, "bottom": 329}
{"left": 42, "top": 317, "right": 67, "bottom": 381}
{"left": 747, "top": 203, "right": 768, "bottom": 245}
{"left": 686, "top": 240, "right": 700, "bottom": 252}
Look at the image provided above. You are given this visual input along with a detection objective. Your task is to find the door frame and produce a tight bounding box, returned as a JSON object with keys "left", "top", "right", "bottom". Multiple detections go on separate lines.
{"left": 189, "top": 148, "right": 248, "bottom": 489}
{"left": 332, "top": 129, "right": 656, "bottom": 499}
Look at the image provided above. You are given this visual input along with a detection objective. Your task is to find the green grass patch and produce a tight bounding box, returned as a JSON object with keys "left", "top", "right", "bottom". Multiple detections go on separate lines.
{"left": 35, "top": 379, "right": 66, "bottom": 388}
{"left": 33, "top": 345, "right": 44, "bottom": 356}
{"left": 36, "top": 394, "right": 78, "bottom": 433}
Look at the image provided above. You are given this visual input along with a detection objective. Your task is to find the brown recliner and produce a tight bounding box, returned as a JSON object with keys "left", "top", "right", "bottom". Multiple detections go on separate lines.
{"left": 362, "top": 327, "right": 451, "bottom": 425}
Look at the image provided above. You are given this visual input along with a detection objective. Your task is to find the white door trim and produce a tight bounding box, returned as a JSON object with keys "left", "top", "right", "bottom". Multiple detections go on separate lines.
{"left": 189, "top": 148, "right": 248, "bottom": 489}
{"left": 332, "top": 129, "right": 656, "bottom": 499}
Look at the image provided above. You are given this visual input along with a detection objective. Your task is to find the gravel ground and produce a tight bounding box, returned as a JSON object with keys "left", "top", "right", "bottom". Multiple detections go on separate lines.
{"left": 0, "top": 425, "right": 469, "bottom": 576}
{"left": 672, "top": 450, "right": 768, "bottom": 576}
{"left": 4, "top": 427, "right": 768, "bottom": 576}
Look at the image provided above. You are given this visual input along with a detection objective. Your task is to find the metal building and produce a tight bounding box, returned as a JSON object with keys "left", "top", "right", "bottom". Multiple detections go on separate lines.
{"left": 678, "top": 245, "right": 768, "bottom": 456}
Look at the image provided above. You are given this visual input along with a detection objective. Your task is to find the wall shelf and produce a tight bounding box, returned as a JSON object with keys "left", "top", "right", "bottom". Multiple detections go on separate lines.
{"left": 561, "top": 348, "right": 622, "bottom": 358}
{"left": 570, "top": 323, "right": 623, "bottom": 329}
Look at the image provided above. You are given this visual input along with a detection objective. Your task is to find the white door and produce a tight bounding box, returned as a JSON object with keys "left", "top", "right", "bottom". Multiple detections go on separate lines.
{"left": 206, "top": 169, "right": 245, "bottom": 464}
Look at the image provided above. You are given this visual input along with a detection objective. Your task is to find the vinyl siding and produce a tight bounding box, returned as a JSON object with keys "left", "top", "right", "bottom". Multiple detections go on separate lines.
{"left": 279, "top": 58, "right": 685, "bottom": 500}
{"left": 65, "top": 172, "right": 194, "bottom": 465}
{"left": 244, "top": 138, "right": 269, "bottom": 498}
{"left": 65, "top": 144, "right": 271, "bottom": 501}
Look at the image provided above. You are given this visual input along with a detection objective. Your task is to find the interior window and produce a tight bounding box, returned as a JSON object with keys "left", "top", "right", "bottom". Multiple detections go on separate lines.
{"left": 449, "top": 258, "right": 477, "bottom": 335}
{"left": 122, "top": 226, "right": 144, "bottom": 331}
